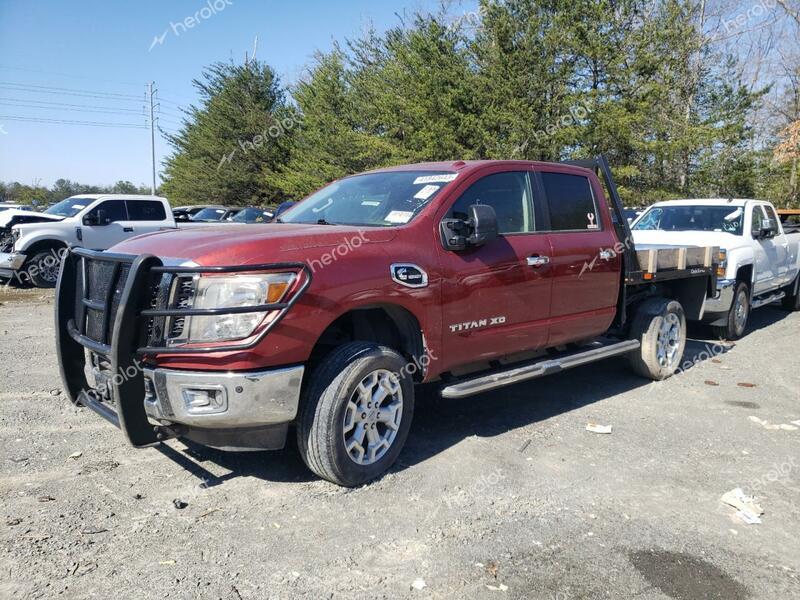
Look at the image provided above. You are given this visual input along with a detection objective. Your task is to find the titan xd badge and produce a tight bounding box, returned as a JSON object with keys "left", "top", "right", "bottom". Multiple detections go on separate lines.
{"left": 390, "top": 263, "right": 428, "bottom": 288}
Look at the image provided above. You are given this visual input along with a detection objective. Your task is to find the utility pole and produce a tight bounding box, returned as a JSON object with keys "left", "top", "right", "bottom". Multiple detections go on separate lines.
{"left": 147, "top": 81, "right": 157, "bottom": 195}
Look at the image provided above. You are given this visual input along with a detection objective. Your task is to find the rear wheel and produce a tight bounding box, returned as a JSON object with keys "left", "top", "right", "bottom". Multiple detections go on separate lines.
{"left": 297, "top": 342, "right": 415, "bottom": 487}
{"left": 627, "top": 298, "right": 687, "bottom": 380}
{"left": 27, "top": 250, "right": 63, "bottom": 288}
{"left": 781, "top": 275, "right": 800, "bottom": 311}
{"left": 711, "top": 281, "right": 749, "bottom": 340}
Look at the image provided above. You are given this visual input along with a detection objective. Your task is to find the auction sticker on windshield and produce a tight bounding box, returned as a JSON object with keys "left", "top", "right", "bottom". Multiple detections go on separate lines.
{"left": 413, "top": 173, "right": 458, "bottom": 185}
{"left": 385, "top": 210, "right": 413, "bottom": 224}
{"left": 414, "top": 185, "right": 440, "bottom": 200}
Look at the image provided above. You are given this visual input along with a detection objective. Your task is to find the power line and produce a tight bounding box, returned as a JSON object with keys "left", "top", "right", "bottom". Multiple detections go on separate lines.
{"left": 0, "top": 96, "right": 144, "bottom": 112}
{"left": 0, "top": 115, "right": 147, "bottom": 128}
{"left": 0, "top": 80, "right": 142, "bottom": 98}
{"left": 0, "top": 64, "right": 143, "bottom": 87}
{"left": 0, "top": 99, "right": 145, "bottom": 116}
{"left": 0, "top": 82, "right": 143, "bottom": 102}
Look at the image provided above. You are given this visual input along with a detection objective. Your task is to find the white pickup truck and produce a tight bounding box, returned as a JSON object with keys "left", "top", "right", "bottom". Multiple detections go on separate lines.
{"left": 0, "top": 194, "right": 175, "bottom": 287}
{"left": 632, "top": 198, "right": 800, "bottom": 339}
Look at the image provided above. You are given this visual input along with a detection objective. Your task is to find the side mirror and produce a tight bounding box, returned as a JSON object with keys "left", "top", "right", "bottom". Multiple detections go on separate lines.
{"left": 466, "top": 204, "right": 498, "bottom": 246}
{"left": 440, "top": 204, "right": 498, "bottom": 251}
{"left": 753, "top": 217, "right": 775, "bottom": 239}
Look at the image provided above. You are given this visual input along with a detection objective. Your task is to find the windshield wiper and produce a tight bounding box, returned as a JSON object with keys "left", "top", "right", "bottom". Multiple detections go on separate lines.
{"left": 315, "top": 218, "right": 336, "bottom": 225}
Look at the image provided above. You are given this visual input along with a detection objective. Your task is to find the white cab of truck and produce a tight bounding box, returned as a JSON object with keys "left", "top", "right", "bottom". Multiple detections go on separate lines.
{"left": 0, "top": 194, "right": 175, "bottom": 288}
{"left": 632, "top": 198, "right": 800, "bottom": 339}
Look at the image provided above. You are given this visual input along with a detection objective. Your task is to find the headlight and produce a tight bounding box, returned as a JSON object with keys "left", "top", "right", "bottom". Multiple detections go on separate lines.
{"left": 716, "top": 249, "right": 727, "bottom": 278}
{"left": 11, "top": 228, "right": 20, "bottom": 249}
{"left": 181, "top": 273, "right": 295, "bottom": 343}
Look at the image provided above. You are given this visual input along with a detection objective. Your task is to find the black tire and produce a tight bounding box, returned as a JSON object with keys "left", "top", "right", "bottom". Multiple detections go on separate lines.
{"left": 781, "top": 275, "right": 800, "bottom": 311}
{"left": 710, "top": 281, "right": 749, "bottom": 340}
{"left": 627, "top": 297, "right": 687, "bottom": 381}
{"left": 296, "top": 342, "right": 415, "bottom": 487}
{"left": 27, "top": 250, "right": 63, "bottom": 288}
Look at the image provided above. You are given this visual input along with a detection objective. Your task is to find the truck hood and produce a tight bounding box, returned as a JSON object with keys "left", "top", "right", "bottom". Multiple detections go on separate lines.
{"left": 112, "top": 223, "right": 397, "bottom": 265}
{"left": 632, "top": 229, "right": 748, "bottom": 251}
{"left": 0, "top": 209, "right": 64, "bottom": 229}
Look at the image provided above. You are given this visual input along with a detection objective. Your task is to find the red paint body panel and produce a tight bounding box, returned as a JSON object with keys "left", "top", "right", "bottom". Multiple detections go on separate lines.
{"left": 112, "top": 161, "right": 623, "bottom": 379}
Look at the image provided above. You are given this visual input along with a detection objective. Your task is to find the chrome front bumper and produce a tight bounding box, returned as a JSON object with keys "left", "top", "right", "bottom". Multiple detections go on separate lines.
{"left": 142, "top": 364, "right": 304, "bottom": 428}
{"left": 704, "top": 278, "right": 736, "bottom": 314}
{"left": 0, "top": 251, "right": 26, "bottom": 273}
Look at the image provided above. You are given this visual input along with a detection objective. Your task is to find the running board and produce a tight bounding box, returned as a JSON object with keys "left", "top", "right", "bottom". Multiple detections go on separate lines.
{"left": 751, "top": 291, "right": 785, "bottom": 309}
{"left": 440, "top": 339, "right": 641, "bottom": 399}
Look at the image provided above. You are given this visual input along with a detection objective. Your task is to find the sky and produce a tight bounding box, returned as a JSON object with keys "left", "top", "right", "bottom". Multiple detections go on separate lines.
{"left": 0, "top": 0, "right": 474, "bottom": 189}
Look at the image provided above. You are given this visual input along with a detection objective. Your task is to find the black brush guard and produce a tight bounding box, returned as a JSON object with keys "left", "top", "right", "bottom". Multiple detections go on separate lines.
{"left": 55, "top": 247, "right": 311, "bottom": 447}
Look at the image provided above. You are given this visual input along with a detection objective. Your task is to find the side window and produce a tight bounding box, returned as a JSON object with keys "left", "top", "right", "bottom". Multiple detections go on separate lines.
{"left": 87, "top": 200, "right": 127, "bottom": 223}
{"left": 750, "top": 205, "right": 764, "bottom": 236}
{"left": 448, "top": 171, "right": 534, "bottom": 234}
{"left": 764, "top": 205, "right": 780, "bottom": 232}
{"left": 541, "top": 172, "right": 600, "bottom": 231}
{"left": 127, "top": 200, "right": 167, "bottom": 221}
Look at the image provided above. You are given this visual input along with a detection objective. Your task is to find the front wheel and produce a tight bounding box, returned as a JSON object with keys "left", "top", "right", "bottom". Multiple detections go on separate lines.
{"left": 711, "top": 281, "right": 749, "bottom": 340}
{"left": 627, "top": 298, "right": 687, "bottom": 380}
{"left": 27, "top": 250, "right": 63, "bottom": 288}
{"left": 297, "top": 342, "right": 415, "bottom": 487}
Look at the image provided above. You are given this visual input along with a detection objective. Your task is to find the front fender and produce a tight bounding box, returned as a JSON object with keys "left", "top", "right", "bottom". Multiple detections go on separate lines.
{"left": 14, "top": 226, "right": 75, "bottom": 253}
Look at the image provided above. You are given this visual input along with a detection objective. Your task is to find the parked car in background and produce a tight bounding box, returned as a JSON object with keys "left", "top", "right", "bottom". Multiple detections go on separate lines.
{"left": 190, "top": 206, "right": 241, "bottom": 222}
{"left": 632, "top": 199, "right": 800, "bottom": 339}
{"left": 0, "top": 194, "right": 176, "bottom": 287}
{"left": 0, "top": 202, "right": 33, "bottom": 212}
{"left": 623, "top": 207, "right": 643, "bottom": 224}
{"left": 228, "top": 207, "right": 274, "bottom": 223}
{"left": 172, "top": 205, "right": 211, "bottom": 222}
{"left": 273, "top": 200, "right": 295, "bottom": 219}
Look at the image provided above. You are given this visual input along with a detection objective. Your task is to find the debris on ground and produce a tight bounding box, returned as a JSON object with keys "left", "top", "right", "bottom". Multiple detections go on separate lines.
{"left": 172, "top": 499, "right": 188, "bottom": 509}
{"left": 486, "top": 583, "right": 509, "bottom": 591}
{"left": 737, "top": 382, "right": 757, "bottom": 388}
{"left": 68, "top": 451, "right": 82, "bottom": 459}
{"left": 704, "top": 380, "right": 719, "bottom": 386}
{"left": 49, "top": 389, "right": 61, "bottom": 396}
{"left": 37, "top": 495, "right": 55, "bottom": 502}
{"left": 410, "top": 578, "right": 427, "bottom": 591}
{"left": 586, "top": 423, "right": 613, "bottom": 434}
{"left": 721, "top": 488, "right": 764, "bottom": 525}
{"left": 749, "top": 416, "right": 798, "bottom": 431}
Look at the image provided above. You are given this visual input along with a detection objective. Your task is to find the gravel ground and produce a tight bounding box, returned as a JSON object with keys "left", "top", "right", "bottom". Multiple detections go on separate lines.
{"left": 0, "top": 286, "right": 798, "bottom": 599}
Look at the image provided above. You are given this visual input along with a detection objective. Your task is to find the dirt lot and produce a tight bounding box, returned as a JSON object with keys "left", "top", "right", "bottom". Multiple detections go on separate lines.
{"left": 0, "top": 286, "right": 798, "bottom": 599}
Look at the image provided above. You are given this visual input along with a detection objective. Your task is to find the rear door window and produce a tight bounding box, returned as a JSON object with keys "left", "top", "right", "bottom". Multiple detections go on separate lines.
{"left": 126, "top": 200, "right": 167, "bottom": 221}
{"left": 540, "top": 172, "right": 600, "bottom": 231}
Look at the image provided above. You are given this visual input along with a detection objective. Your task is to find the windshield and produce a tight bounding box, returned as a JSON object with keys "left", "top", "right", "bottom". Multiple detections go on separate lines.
{"left": 231, "top": 207, "right": 271, "bottom": 223}
{"left": 45, "top": 197, "right": 92, "bottom": 217}
{"left": 279, "top": 171, "right": 458, "bottom": 227}
{"left": 192, "top": 207, "right": 228, "bottom": 221}
{"left": 633, "top": 205, "right": 744, "bottom": 235}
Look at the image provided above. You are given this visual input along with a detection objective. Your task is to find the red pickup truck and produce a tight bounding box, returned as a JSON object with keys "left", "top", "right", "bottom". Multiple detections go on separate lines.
{"left": 55, "top": 157, "right": 718, "bottom": 486}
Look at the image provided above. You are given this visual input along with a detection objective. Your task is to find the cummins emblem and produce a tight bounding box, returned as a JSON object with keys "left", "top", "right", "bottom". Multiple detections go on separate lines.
{"left": 390, "top": 263, "right": 428, "bottom": 288}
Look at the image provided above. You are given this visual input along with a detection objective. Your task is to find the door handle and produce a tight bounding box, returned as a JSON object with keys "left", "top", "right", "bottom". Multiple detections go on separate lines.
{"left": 526, "top": 255, "right": 550, "bottom": 267}
{"left": 123, "top": 227, "right": 134, "bottom": 232}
